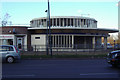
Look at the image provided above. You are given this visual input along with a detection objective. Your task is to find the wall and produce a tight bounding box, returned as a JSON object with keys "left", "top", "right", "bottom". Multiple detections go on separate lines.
{"left": 24, "top": 35, "right": 27, "bottom": 45}
{"left": 1, "top": 26, "right": 28, "bottom": 34}
{"left": 31, "top": 35, "right": 46, "bottom": 45}
{"left": 31, "top": 35, "right": 46, "bottom": 51}
{"left": 0, "top": 35, "right": 14, "bottom": 45}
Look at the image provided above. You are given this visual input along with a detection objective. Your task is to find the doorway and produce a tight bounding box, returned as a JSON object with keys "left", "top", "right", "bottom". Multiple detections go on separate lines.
{"left": 17, "top": 37, "right": 23, "bottom": 49}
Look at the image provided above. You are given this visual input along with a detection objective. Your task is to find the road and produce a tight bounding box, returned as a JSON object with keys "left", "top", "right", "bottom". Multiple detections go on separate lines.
{"left": 2, "top": 59, "right": 120, "bottom": 79}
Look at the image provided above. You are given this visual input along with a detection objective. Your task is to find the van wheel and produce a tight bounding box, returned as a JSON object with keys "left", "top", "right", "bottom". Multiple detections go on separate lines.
{"left": 6, "top": 57, "right": 14, "bottom": 63}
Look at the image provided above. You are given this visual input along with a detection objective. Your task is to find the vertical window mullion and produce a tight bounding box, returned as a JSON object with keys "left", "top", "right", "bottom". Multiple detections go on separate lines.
{"left": 55, "top": 35, "right": 56, "bottom": 47}
{"left": 66, "top": 35, "right": 68, "bottom": 47}
{"left": 61, "top": 35, "right": 62, "bottom": 47}
{"left": 53, "top": 35, "right": 54, "bottom": 47}
{"left": 69, "top": 35, "right": 71, "bottom": 48}
{"left": 64, "top": 36, "right": 66, "bottom": 47}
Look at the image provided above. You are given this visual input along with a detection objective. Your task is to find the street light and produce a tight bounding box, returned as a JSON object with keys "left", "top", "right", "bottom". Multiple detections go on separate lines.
{"left": 113, "top": 38, "right": 116, "bottom": 50}
{"left": 46, "top": 0, "right": 52, "bottom": 56}
{"left": 45, "top": 10, "right": 49, "bottom": 55}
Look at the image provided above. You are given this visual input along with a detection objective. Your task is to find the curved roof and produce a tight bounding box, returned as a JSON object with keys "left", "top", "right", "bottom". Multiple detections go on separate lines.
{"left": 31, "top": 16, "right": 97, "bottom": 21}
{"left": 28, "top": 27, "right": 118, "bottom": 33}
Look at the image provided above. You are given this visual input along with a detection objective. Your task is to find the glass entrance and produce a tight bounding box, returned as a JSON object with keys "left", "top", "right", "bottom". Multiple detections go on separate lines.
{"left": 17, "top": 38, "right": 23, "bottom": 49}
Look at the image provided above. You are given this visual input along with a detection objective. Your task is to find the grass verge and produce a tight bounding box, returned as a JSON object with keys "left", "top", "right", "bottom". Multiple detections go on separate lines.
{"left": 21, "top": 54, "right": 107, "bottom": 59}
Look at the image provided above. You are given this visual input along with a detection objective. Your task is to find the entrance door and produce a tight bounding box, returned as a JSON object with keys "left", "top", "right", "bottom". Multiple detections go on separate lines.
{"left": 74, "top": 36, "right": 84, "bottom": 49}
{"left": 17, "top": 38, "right": 23, "bottom": 49}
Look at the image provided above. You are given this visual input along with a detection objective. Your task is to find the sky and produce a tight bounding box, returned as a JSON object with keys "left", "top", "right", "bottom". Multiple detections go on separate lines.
{"left": 0, "top": 0, "right": 119, "bottom": 29}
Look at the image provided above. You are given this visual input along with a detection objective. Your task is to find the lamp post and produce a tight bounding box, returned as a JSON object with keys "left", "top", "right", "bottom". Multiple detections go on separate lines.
{"left": 47, "top": 0, "right": 52, "bottom": 56}
{"left": 113, "top": 37, "right": 116, "bottom": 50}
{"left": 45, "top": 10, "right": 49, "bottom": 55}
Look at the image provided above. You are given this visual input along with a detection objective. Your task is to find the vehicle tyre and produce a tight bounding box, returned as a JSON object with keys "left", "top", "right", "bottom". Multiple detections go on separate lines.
{"left": 6, "top": 57, "right": 14, "bottom": 63}
{"left": 112, "top": 64, "right": 118, "bottom": 67}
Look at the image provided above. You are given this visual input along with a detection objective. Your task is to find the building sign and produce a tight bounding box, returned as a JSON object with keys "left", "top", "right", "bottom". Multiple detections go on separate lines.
{"left": 0, "top": 35, "right": 14, "bottom": 39}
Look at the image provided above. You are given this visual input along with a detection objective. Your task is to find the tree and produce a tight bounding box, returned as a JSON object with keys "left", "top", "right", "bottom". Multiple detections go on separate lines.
{"left": 1, "top": 13, "right": 11, "bottom": 27}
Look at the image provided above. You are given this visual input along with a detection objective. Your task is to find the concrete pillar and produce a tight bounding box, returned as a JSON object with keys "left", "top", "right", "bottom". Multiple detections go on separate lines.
{"left": 75, "top": 19, "right": 77, "bottom": 27}
{"left": 79, "top": 19, "right": 81, "bottom": 27}
{"left": 95, "top": 22, "right": 97, "bottom": 28}
{"left": 63, "top": 18, "right": 64, "bottom": 27}
{"left": 95, "top": 36, "right": 102, "bottom": 48}
{"left": 80, "top": 19, "right": 82, "bottom": 27}
{"left": 66, "top": 18, "right": 68, "bottom": 27}
{"left": 37, "top": 20, "right": 39, "bottom": 27}
{"left": 77, "top": 18, "right": 78, "bottom": 27}
{"left": 72, "top": 35, "right": 74, "bottom": 48}
{"left": 73, "top": 18, "right": 75, "bottom": 27}
{"left": 39, "top": 20, "right": 41, "bottom": 27}
{"left": 88, "top": 20, "right": 90, "bottom": 27}
{"left": 38, "top": 20, "right": 40, "bottom": 27}
{"left": 92, "top": 36, "right": 96, "bottom": 49}
{"left": 85, "top": 19, "right": 87, "bottom": 27}
{"left": 90, "top": 20, "right": 92, "bottom": 28}
{"left": 59, "top": 18, "right": 61, "bottom": 27}
{"left": 70, "top": 18, "right": 71, "bottom": 27}
{"left": 104, "top": 37, "right": 107, "bottom": 50}
{"left": 69, "top": 35, "right": 71, "bottom": 48}
{"left": 61, "top": 35, "right": 62, "bottom": 47}
{"left": 36, "top": 20, "right": 38, "bottom": 27}
{"left": 91, "top": 20, "right": 93, "bottom": 28}
{"left": 42, "top": 20, "right": 43, "bottom": 26}
{"left": 56, "top": 18, "right": 57, "bottom": 27}
{"left": 54, "top": 35, "right": 56, "bottom": 47}
{"left": 87, "top": 20, "right": 88, "bottom": 27}
{"left": 84, "top": 19, "right": 86, "bottom": 27}
{"left": 92, "top": 21, "right": 94, "bottom": 28}
{"left": 64, "top": 36, "right": 65, "bottom": 47}
{"left": 13, "top": 36, "right": 15, "bottom": 46}
{"left": 27, "top": 31, "right": 31, "bottom": 51}
{"left": 57, "top": 35, "right": 59, "bottom": 47}
{"left": 82, "top": 19, "right": 84, "bottom": 27}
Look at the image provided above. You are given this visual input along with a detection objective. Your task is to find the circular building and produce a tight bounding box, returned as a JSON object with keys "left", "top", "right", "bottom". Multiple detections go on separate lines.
{"left": 28, "top": 16, "right": 118, "bottom": 51}
{"left": 30, "top": 16, "right": 97, "bottom": 28}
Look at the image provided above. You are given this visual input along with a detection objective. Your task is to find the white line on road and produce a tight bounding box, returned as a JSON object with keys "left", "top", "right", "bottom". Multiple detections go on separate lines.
{"left": 3, "top": 74, "right": 35, "bottom": 77}
{"left": 80, "top": 73, "right": 118, "bottom": 76}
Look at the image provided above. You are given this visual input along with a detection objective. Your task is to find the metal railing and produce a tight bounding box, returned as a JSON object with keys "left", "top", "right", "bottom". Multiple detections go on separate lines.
{"left": 16, "top": 44, "right": 120, "bottom": 55}
{"left": 17, "top": 44, "right": 119, "bottom": 52}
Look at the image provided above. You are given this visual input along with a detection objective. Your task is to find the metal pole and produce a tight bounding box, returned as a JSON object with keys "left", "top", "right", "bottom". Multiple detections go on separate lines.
{"left": 45, "top": 10, "right": 49, "bottom": 55}
{"left": 48, "top": 0, "right": 52, "bottom": 56}
{"left": 114, "top": 40, "right": 115, "bottom": 50}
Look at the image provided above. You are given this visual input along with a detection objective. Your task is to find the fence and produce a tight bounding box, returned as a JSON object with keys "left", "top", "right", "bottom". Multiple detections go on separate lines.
{"left": 18, "top": 44, "right": 98, "bottom": 51}
{"left": 17, "top": 44, "right": 120, "bottom": 55}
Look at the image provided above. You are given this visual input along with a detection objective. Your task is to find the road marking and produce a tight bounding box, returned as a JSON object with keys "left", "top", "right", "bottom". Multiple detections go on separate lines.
{"left": 80, "top": 73, "right": 118, "bottom": 76}
{"left": 3, "top": 74, "right": 35, "bottom": 77}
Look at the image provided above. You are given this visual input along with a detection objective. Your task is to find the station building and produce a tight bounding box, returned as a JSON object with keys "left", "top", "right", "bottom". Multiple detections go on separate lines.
{"left": 28, "top": 16, "right": 118, "bottom": 50}
{"left": 0, "top": 26, "right": 28, "bottom": 50}
{"left": 0, "top": 16, "right": 118, "bottom": 51}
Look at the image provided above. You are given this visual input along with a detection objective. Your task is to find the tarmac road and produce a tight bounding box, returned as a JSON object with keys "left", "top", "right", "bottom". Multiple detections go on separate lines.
{"left": 2, "top": 59, "right": 120, "bottom": 79}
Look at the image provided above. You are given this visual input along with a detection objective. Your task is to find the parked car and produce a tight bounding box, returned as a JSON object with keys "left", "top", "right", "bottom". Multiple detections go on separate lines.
{"left": 114, "top": 44, "right": 120, "bottom": 49}
{"left": 101, "top": 43, "right": 113, "bottom": 49}
{"left": 107, "top": 43, "right": 113, "bottom": 49}
{"left": 0, "top": 45, "right": 21, "bottom": 63}
{"left": 107, "top": 50, "right": 120, "bottom": 67}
